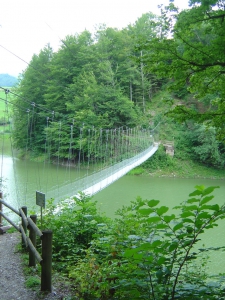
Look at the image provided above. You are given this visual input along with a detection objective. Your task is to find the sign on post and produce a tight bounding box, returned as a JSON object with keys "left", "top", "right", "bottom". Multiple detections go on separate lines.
{"left": 36, "top": 191, "right": 46, "bottom": 208}
{"left": 36, "top": 191, "right": 46, "bottom": 228}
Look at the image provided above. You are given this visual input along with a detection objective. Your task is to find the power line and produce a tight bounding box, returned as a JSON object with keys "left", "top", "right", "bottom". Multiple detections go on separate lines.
{"left": 0, "top": 44, "right": 32, "bottom": 69}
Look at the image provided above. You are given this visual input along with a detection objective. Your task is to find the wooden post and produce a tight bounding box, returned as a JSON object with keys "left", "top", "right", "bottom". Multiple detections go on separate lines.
{"left": 29, "top": 215, "right": 37, "bottom": 266}
{"left": 21, "top": 206, "right": 27, "bottom": 248}
{"left": 41, "top": 230, "right": 52, "bottom": 292}
{"left": 0, "top": 191, "right": 2, "bottom": 226}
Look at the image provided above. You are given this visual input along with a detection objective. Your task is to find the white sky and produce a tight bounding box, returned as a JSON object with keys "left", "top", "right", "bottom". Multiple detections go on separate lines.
{"left": 0, "top": 0, "right": 189, "bottom": 77}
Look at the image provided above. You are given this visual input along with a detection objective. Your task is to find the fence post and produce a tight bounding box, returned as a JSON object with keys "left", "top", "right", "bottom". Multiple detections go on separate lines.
{"left": 0, "top": 191, "right": 2, "bottom": 226}
{"left": 21, "top": 206, "right": 27, "bottom": 248}
{"left": 29, "top": 215, "right": 37, "bottom": 266}
{"left": 41, "top": 230, "right": 52, "bottom": 292}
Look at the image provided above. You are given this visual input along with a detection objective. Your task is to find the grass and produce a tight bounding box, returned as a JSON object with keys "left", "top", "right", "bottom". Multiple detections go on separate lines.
{"left": 146, "top": 157, "right": 225, "bottom": 179}
{"left": 25, "top": 276, "right": 41, "bottom": 289}
{"left": 16, "top": 241, "right": 76, "bottom": 298}
{"left": 127, "top": 166, "right": 145, "bottom": 175}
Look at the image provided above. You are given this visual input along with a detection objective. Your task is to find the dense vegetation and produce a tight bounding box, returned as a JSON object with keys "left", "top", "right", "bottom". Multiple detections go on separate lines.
{"left": 10, "top": 1, "right": 225, "bottom": 169}
{"left": 11, "top": 14, "right": 162, "bottom": 158}
{"left": 141, "top": 0, "right": 225, "bottom": 141}
{"left": 32, "top": 186, "right": 225, "bottom": 299}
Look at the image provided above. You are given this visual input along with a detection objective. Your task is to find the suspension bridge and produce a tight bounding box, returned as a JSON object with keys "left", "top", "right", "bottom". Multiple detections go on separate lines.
{"left": 0, "top": 87, "right": 160, "bottom": 213}
{"left": 46, "top": 141, "right": 158, "bottom": 201}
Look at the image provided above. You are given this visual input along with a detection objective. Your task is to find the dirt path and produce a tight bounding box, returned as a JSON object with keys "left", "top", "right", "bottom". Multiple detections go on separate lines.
{"left": 0, "top": 232, "right": 66, "bottom": 300}
{"left": 0, "top": 232, "right": 37, "bottom": 300}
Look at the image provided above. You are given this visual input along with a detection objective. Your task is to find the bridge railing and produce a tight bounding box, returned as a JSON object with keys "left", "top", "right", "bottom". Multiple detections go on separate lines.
{"left": 46, "top": 143, "right": 158, "bottom": 201}
{"left": 0, "top": 192, "right": 52, "bottom": 292}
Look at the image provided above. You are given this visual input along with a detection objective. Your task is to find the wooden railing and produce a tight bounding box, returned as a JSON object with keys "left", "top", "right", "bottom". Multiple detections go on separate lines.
{"left": 0, "top": 193, "right": 52, "bottom": 292}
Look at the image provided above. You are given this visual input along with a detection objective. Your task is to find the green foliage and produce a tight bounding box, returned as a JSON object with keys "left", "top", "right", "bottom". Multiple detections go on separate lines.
{"left": 25, "top": 276, "right": 41, "bottom": 289}
{"left": 40, "top": 186, "right": 225, "bottom": 299}
{"left": 127, "top": 166, "right": 145, "bottom": 175}
{"left": 141, "top": 1, "right": 225, "bottom": 140}
{"left": 12, "top": 45, "right": 53, "bottom": 152}
{"left": 40, "top": 194, "right": 109, "bottom": 273}
{"left": 175, "top": 123, "right": 225, "bottom": 168}
{"left": 142, "top": 144, "right": 175, "bottom": 171}
{"left": 11, "top": 16, "right": 163, "bottom": 159}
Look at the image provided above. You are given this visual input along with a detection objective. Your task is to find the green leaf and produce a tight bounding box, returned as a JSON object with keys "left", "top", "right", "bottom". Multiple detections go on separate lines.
{"left": 187, "top": 197, "right": 199, "bottom": 203}
{"left": 195, "top": 185, "right": 205, "bottom": 192}
{"left": 133, "top": 253, "right": 143, "bottom": 261}
{"left": 139, "top": 208, "right": 154, "bottom": 215}
{"left": 138, "top": 243, "right": 152, "bottom": 251}
{"left": 182, "top": 218, "right": 194, "bottom": 223}
{"left": 183, "top": 205, "right": 198, "bottom": 211}
{"left": 178, "top": 233, "right": 187, "bottom": 240}
{"left": 210, "top": 204, "right": 220, "bottom": 211}
{"left": 186, "top": 226, "right": 193, "bottom": 233}
{"left": 124, "top": 248, "right": 138, "bottom": 258}
{"left": 189, "top": 190, "right": 202, "bottom": 196}
{"left": 200, "top": 195, "right": 214, "bottom": 205}
{"left": 181, "top": 211, "right": 195, "bottom": 218}
{"left": 164, "top": 214, "right": 176, "bottom": 223}
{"left": 145, "top": 255, "right": 154, "bottom": 263}
{"left": 156, "top": 270, "right": 163, "bottom": 281}
{"left": 156, "top": 223, "right": 168, "bottom": 229}
{"left": 197, "top": 212, "right": 210, "bottom": 219}
{"left": 147, "top": 216, "right": 161, "bottom": 223}
{"left": 183, "top": 240, "right": 192, "bottom": 247}
{"left": 202, "top": 186, "right": 219, "bottom": 196}
{"left": 148, "top": 199, "right": 160, "bottom": 207}
{"left": 173, "top": 223, "right": 183, "bottom": 231}
{"left": 152, "top": 240, "right": 162, "bottom": 247}
{"left": 157, "top": 256, "right": 166, "bottom": 265}
{"left": 201, "top": 204, "right": 220, "bottom": 211}
{"left": 156, "top": 206, "right": 169, "bottom": 216}
{"left": 168, "top": 242, "right": 179, "bottom": 252}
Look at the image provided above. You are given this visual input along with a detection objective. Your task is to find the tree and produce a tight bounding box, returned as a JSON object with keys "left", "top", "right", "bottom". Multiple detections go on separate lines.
{"left": 44, "top": 30, "right": 95, "bottom": 113}
{"left": 12, "top": 45, "right": 53, "bottom": 153}
{"left": 141, "top": 0, "right": 225, "bottom": 140}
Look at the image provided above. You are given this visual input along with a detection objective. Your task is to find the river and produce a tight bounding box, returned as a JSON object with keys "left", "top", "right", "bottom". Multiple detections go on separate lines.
{"left": 1, "top": 154, "right": 225, "bottom": 275}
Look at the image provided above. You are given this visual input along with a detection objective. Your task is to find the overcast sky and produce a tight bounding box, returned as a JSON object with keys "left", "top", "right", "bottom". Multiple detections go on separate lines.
{"left": 0, "top": 0, "right": 189, "bottom": 77}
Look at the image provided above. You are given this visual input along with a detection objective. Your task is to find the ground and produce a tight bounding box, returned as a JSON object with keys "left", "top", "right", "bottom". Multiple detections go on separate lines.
{"left": 0, "top": 232, "right": 72, "bottom": 300}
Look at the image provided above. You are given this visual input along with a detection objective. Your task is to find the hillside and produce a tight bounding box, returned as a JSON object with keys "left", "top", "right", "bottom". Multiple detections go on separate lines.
{"left": 0, "top": 74, "right": 17, "bottom": 87}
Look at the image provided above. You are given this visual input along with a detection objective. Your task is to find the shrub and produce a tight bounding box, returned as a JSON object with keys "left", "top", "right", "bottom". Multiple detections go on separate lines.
{"left": 40, "top": 194, "right": 110, "bottom": 273}
{"left": 142, "top": 144, "right": 175, "bottom": 171}
{"left": 69, "top": 186, "right": 225, "bottom": 299}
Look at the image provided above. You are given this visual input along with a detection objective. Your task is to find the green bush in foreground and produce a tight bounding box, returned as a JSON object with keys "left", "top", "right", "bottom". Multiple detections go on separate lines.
{"left": 40, "top": 194, "right": 110, "bottom": 272}
{"left": 42, "top": 186, "right": 225, "bottom": 299}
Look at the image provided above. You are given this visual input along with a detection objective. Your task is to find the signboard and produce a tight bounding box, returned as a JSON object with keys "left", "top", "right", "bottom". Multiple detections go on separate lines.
{"left": 36, "top": 191, "right": 46, "bottom": 208}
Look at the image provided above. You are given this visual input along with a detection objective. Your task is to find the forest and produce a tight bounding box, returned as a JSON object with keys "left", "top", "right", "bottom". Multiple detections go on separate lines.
{"left": 11, "top": 0, "right": 225, "bottom": 169}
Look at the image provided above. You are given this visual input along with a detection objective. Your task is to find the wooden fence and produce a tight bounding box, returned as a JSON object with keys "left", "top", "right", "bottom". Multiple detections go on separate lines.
{"left": 0, "top": 192, "right": 52, "bottom": 292}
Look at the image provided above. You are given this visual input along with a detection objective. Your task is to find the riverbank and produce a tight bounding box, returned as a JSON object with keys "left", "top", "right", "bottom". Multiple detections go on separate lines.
{"left": 131, "top": 148, "right": 225, "bottom": 180}
{"left": 147, "top": 158, "right": 225, "bottom": 179}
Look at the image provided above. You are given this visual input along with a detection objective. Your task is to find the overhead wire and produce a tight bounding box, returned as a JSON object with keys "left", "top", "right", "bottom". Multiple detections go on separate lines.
{"left": 0, "top": 44, "right": 33, "bottom": 69}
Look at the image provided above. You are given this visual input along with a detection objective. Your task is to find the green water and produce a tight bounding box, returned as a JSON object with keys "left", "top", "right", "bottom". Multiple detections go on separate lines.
{"left": 94, "top": 175, "right": 225, "bottom": 215}
{"left": 1, "top": 154, "right": 225, "bottom": 275}
{"left": 93, "top": 175, "right": 225, "bottom": 275}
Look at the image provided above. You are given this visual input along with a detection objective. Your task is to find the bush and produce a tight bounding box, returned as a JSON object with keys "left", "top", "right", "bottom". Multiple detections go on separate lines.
{"left": 142, "top": 144, "right": 175, "bottom": 171}
{"left": 68, "top": 186, "right": 225, "bottom": 299}
{"left": 40, "top": 194, "right": 109, "bottom": 273}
